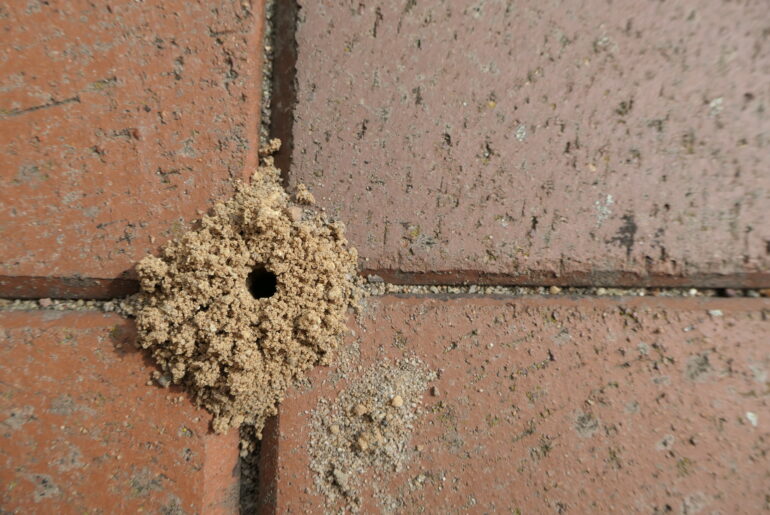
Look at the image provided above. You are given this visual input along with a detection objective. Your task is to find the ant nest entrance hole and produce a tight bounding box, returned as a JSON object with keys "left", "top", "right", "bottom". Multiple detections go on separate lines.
{"left": 246, "top": 265, "right": 277, "bottom": 299}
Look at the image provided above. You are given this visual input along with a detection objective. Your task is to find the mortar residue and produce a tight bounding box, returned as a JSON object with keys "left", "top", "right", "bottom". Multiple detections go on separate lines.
{"left": 135, "top": 141, "right": 360, "bottom": 441}
{"left": 309, "top": 357, "right": 436, "bottom": 512}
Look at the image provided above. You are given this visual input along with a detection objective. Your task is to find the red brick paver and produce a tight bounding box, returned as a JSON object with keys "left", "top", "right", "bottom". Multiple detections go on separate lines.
{"left": 289, "top": 0, "right": 770, "bottom": 287}
{"left": 0, "top": 311, "right": 239, "bottom": 513}
{"left": 3, "top": 1, "right": 769, "bottom": 513}
{"left": 261, "top": 295, "right": 770, "bottom": 513}
{"left": 0, "top": 0, "right": 265, "bottom": 298}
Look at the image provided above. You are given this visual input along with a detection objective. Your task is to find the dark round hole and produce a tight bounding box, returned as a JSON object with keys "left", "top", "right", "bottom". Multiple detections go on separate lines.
{"left": 246, "top": 266, "right": 277, "bottom": 299}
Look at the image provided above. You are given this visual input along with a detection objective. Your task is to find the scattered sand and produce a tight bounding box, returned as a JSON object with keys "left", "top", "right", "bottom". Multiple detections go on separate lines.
{"left": 309, "top": 357, "right": 436, "bottom": 511}
{"left": 134, "top": 141, "right": 360, "bottom": 441}
{"left": 295, "top": 184, "right": 316, "bottom": 205}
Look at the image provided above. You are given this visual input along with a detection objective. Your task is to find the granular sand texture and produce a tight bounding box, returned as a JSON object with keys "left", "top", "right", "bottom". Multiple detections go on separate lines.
{"left": 135, "top": 143, "right": 360, "bottom": 438}
{"left": 309, "top": 357, "right": 436, "bottom": 511}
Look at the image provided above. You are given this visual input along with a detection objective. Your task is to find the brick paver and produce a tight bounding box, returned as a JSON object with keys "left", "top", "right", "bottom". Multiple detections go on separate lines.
{"left": 289, "top": 0, "right": 770, "bottom": 287}
{"left": 260, "top": 295, "right": 770, "bottom": 513}
{"left": 0, "top": 311, "right": 239, "bottom": 513}
{"left": 3, "top": 1, "right": 769, "bottom": 512}
{"left": 0, "top": 0, "right": 265, "bottom": 297}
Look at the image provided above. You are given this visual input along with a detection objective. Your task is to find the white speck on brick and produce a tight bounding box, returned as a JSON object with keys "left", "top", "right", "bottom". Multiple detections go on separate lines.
{"left": 515, "top": 124, "right": 527, "bottom": 142}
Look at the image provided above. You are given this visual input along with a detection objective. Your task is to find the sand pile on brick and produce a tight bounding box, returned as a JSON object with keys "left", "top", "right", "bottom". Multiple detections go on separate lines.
{"left": 135, "top": 142, "right": 359, "bottom": 438}
{"left": 309, "top": 357, "right": 436, "bottom": 511}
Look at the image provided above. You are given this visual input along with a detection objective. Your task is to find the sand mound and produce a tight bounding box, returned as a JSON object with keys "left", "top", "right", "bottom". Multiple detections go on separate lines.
{"left": 135, "top": 143, "right": 359, "bottom": 437}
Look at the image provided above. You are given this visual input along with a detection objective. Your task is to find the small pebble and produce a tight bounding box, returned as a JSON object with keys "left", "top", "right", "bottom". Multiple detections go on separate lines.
{"left": 549, "top": 286, "right": 561, "bottom": 294}
{"left": 329, "top": 424, "right": 340, "bottom": 435}
{"left": 390, "top": 395, "right": 404, "bottom": 408}
{"left": 155, "top": 374, "right": 171, "bottom": 388}
{"left": 287, "top": 206, "right": 303, "bottom": 222}
{"left": 38, "top": 298, "right": 52, "bottom": 308}
{"left": 353, "top": 404, "right": 367, "bottom": 416}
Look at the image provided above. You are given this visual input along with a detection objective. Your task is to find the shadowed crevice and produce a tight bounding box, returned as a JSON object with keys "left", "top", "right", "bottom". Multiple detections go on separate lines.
{"left": 359, "top": 269, "right": 770, "bottom": 289}
{"left": 270, "top": 0, "right": 300, "bottom": 186}
{"left": 0, "top": 275, "right": 139, "bottom": 300}
{"left": 2, "top": 269, "right": 768, "bottom": 301}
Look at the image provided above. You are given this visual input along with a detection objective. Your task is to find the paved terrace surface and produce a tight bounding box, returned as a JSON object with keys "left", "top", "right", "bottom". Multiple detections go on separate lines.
{"left": 1, "top": 0, "right": 768, "bottom": 513}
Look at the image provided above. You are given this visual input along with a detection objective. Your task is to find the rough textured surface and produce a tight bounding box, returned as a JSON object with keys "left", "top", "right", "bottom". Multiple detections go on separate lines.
{"left": 261, "top": 295, "right": 770, "bottom": 513}
{"left": 135, "top": 155, "right": 360, "bottom": 440}
{"left": 0, "top": 0, "right": 265, "bottom": 297}
{"left": 290, "top": 0, "right": 770, "bottom": 286}
{"left": 0, "top": 311, "right": 239, "bottom": 513}
{"left": 309, "top": 357, "right": 435, "bottom": 511}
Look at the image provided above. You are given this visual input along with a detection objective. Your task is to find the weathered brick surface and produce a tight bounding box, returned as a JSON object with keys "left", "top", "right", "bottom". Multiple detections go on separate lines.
{"left": 289, "top": 0, "right": 770, "bottom": 286}
{"left": 0, "top": 0, "right": 264, "bottom": 297}
{"left": 261, "top": 296, "right": 770, "bottom": 513}
{"left": 0, "top": 311, "right": 239, "bottom": 513}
